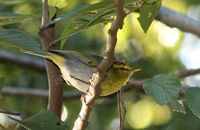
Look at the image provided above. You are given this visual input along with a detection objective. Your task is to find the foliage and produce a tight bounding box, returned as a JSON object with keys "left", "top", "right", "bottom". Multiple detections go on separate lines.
{"left": 0, "top": 12, "right": 39, "bottom": 26}
{"left": 0, "top": 0, "right": 200, "bottom": 130}
{"left": 185, "top": 87, "right": 200, "bottom": 118}
{"left": 0, "top": 29, "right": 41, "bottom": 50}
{"left": 10, "top": 110, "right": 68, "bottom": 130}
{"left": 137, "top": 0, "right": 162, "bottom": 33}
{"left": 54, "top": 0, "right": 145, "bottom": 47}
{"left": 143, "top": 73, "right": 185, "bottom": 113}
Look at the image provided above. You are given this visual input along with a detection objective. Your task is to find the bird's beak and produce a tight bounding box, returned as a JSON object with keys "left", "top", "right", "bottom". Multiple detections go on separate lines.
{"left": 131, "top": 68, "right": 141, "bottom": 73}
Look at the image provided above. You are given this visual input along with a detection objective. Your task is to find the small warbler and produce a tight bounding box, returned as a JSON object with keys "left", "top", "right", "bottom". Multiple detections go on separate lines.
{"left": 22, "top": 50, "right": 140, "bottom": 96}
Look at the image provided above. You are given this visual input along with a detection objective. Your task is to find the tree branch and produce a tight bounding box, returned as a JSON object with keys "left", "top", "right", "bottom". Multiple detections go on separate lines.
{"left": 0, "top": 51, "right": 45, "bottom": 72}
{"left": 1, "top": 49, "right": 200, "bottom": 99}
{"left": 39, "top": 0, "right": 64, "bottom": 118}
{"left": 157, "top": 6, "right": 200, "bottom": 37}
{"left": 1, "top": 87, "right": 81, "bottom": 100}
{"left": 176, "top": 68, "right": 200, "bottom": 78}
{"left": 1, "top": 68, "right": 200, "bottom": 100}
{"left": 126, "top": 68, "right": 200, "bottom": 93}
{"left": 1, "top": 51, "right": 200, "bottom": 80}
{"left": 72, "top": 0, "right": 125, "bottom": 130}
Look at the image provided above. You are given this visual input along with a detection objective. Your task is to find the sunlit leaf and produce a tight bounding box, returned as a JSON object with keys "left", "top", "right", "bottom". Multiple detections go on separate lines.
{"left": 10, "top": 110, "right": 68, "bottom": 130}
{"left": 0, "top": 29, "right": 41, "bottom": 51}
{"left": 185, "top": 87, "right": 200, "bottom": 118}
{"left": 137, "top": 0, "right": 162, "bottom": 33}
{"left": 48, "top": 0, "right": 68, "bottom": 9}
{"left": 48, "top": 0, "right": 144, "bottom": 48}
{"left": 49, "top": 6, "right": 58, "bottom": 20}
{"left": 0, "top": 12, "right": 39, "bottom": 26}
{"left": 143, "top": 73, "right": 185, "bottom": 113}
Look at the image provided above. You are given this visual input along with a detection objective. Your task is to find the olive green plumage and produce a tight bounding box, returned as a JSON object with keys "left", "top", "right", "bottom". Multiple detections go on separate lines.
{"left": 22, "top": 50, "right": 140, "bottom": 96}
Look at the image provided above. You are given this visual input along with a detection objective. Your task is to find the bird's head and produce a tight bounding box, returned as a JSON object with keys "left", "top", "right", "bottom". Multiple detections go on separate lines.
{"left": 112, "top": 61, "right": 141, "bottom": 78}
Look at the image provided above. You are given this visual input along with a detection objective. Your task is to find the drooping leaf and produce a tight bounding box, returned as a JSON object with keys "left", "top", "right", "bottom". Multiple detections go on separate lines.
{"left": 137, "top": 0, "right": 162, "bottom": 33}
{"left": 10, "top": 110, "right": 68, "bottom": 130}
{"left": 48, "top": 0, "right": 144, "bottom": 48}
{"left": 185, "top": 87, "right": 200, "bottom": 118}
{"left": 0, "top": 29, "right": 41, "bottom": 51}
{"left": 0, "top": 12, "right": 39, "bottom": 26}
{"left": 48, "top": 0, "right": 68, "bottom": 9}
{"left": 143, "top": 73, "right": 185, "bottom": 113}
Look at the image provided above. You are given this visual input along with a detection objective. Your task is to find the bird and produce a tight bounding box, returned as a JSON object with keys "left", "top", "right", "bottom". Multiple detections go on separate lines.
{"left": 22, "top": 49, "right": 140, "bottom": 96}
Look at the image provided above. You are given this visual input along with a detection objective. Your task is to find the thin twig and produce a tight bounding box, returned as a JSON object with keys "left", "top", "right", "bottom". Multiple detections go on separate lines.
{"left": 117, "top": 90, "right": 126, "bottom": 130}
{"left": 176, "top": 68, "right": 200, "bottom": 78}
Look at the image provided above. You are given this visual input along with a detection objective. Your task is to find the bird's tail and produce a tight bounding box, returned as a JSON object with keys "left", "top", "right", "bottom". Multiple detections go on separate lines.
{"left": 21, "top": 49, "right": 65, "bottom": 67}
{"left": 20, "top": 49, "right": 48, "bottom": 58}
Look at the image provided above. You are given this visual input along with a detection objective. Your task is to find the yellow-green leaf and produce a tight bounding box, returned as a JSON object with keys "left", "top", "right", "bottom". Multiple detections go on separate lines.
{"left": 48, "top": 0, "right": 68, "bottom": 9}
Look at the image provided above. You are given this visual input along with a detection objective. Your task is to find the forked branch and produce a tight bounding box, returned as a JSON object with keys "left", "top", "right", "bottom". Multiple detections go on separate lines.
{"left": 72, "top": 0, "right": 126, "bottom": 130}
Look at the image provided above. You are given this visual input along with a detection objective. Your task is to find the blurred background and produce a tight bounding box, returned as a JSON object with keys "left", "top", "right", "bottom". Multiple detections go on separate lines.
{"left": 0, "top": 0, "right": 200, "bottom": 129}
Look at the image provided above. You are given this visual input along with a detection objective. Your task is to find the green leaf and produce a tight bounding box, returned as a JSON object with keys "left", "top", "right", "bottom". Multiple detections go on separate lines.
{"left": 143, "top": 73, "right": 185, "bottom": 113}
{"left": 185, "top": 87, "right": 200, "bottom": 118}
{"left": 0, "top": 12, "right": 39, "bottom": 26}
{"left": 137, "top": 0, "right": 162, "bottom": 33}
{"left": 170, "top": 99, "right": 185, "bottom": 113}
{"left": 48, "top": 0, "right": 68, "bottom": 9}
{"left": 49, "top": 0, "right": 144, "bottom": 48}
{"left": 58, "top": 1, "right": 115, "bottom": 48}
{"left": 0, "top": 29, "right": 41, "bottom": 51}
{"left": 10, "top": 110, "right": 68, "bottom": 130}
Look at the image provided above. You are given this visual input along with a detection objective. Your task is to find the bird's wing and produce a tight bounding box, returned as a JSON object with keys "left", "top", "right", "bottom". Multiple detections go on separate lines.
{"left": 49, "top": 50, "right": 102, "bottom": 90}
{"left": 49, "top": 50, "right": 102, "bottom": 67}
